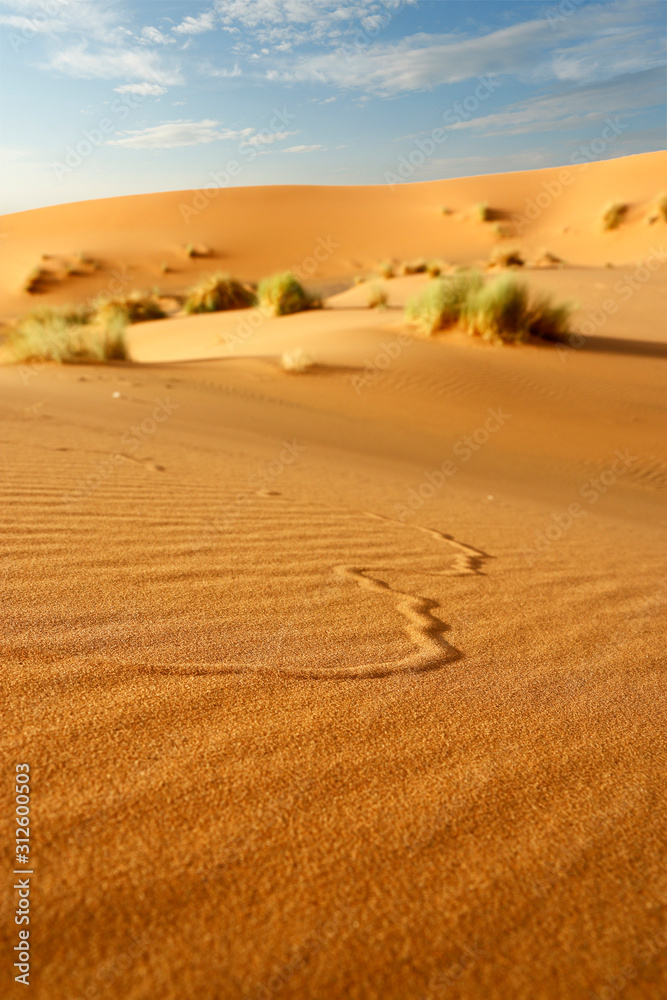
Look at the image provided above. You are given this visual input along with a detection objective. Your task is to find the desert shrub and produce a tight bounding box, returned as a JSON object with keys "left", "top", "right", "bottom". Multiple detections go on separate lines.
{"left": 7, "top": 308, "right": 128, "bottom": 363}
{"left": 400, "top": 259, "right": 428, "bottom": 276}
{"left": 463, "top": 276, "right": 572, "bottom": 344}
{"left": 426, "top": 260, "right": 442, "bottom": 278}
{"left": 405, "top": 272, "right": 572, "bottom": 343}
{"left": 367, "top": 284, "right": 388, "bottom": 309}
{"left": 405, "top": 271, "right": 483, "bottom": 335}
{"left": 257, "top": 271, "right": 315, "bottom": 316}
{"left": 353, "top": 275, "right": 367, "bottom": 285}
{"left": 95, "top": 291, "right": 166, "bottom": 324}
{"left": 378, "top": 260, "right": 395, "bottom": 279}
{"left": 534, "top": 249, "right": 562, "bottom": 267}
{"left": 476, "top": 202, "right": 492, "bottom": 222}
{"left": 602, "top": 202, "right": 627, "bottom": 230}
{"left": 281, "top": 348, "right": 313, "bottom": 373}
{"left": 23, "top": 267, "right": 49, "bottom": 293}
{"left": 184, "top": 243, "right": 211, "bottom": 258}
{"left": 184, "top": 274, "right": 254, "bottom": 314}
{"left": 489, "top": 247, "right": 524, "bottom": 268}
{"left": 441, "top": 206, "right": 453, "bottom": 215}
{"left": 648, "top": 193, "right": 667, "bottom": 224}
{"left": 493, "top": 223, "right": 511, "bottom": 238}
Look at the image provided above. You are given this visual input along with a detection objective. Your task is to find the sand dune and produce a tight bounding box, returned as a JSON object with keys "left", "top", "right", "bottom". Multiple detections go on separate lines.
{"left": 2, "top": 153, "right": 667, "bottom": 1000}
{"left": 1, "top": 151, "right": 665, "bottom": 324}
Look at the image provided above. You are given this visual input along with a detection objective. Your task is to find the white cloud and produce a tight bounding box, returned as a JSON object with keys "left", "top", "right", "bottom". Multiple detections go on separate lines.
{"left": 265, "top": 3, "right": 665, "bottom": 94}
{"left": 0, "top": 0, "right": 130, "bottom": 44}
{"left": 204, "top": 64, "right": 242, "bottom": 77}
{"left": 114, "top": 82, "right": 167, "bottom": 96}
{"left": 141, "top": 26, "right": 175, "bottom": 45}
{"left": 242, "top": 130, "right": 298, "bottom": 147}
{"left": 49, "top": 44, "right": 183, "bottom": 85}
{"left": 282, "top": 144, "right": 326, "bottom": 153}
{"left": 172, "top": 11, "right": 216, "bottom": 35}
{"left": 447, "top": 68, "right": 665, "bottom": 137}
{"left": 211, "top": 0, "right": 418, "bottom": 49}
{"left": 107, "top": 120, "right": 262, "bottom": 150}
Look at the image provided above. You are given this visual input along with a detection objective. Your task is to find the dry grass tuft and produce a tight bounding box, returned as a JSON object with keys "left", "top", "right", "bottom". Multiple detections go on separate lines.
{"left": 367, "top": 284, "right": 388, "bottom": 309}
{"left": 257, "top": 271, "right": 318, "bottom": 317}
{"left": 281, "top": 348, "right": 314, "bottom": 373}
{"left": 406, "top": 272, "right": 573, "bottom": 344}
{"left": 184, "top": 274, "right": 255, "bottom": 314}
{"left": 6, "top": 307, "right": 128, "bottom": 363}
{"left": 400, "top": 259, "right": 428, "bottom": 276}
{"left": 463, "top": 276, "right": 573, "bottom": 344}
{"left": 95, "top": 291, "right": 166, "bottom": 324}
{"left": 406, "top": 271, "right": 483, "bottom": 335}
{"left": 489, "top": 247, "right": 525, "bottom": 268}
{"left": 602, "top": 202, "right": 627, "bottom": 230}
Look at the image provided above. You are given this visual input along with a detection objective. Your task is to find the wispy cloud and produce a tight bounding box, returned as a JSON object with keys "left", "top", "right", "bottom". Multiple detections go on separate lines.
{"left": 203, "top": 63, "right": 242, "bottom": 77}
{"left": 265, "top": 2, "right": 665, "bottom": 94}
{"left": 49, "top": 43, "right": 183, "bottom": 85}
{"left": 282, "top": 144, "right": 326, "bottom": 153}
{"left": 448, "top": 68, "right": 665, "bottom": 137}
{"left": 105, "top": 120, "right": 295, "bottom": 150}
{"left": 141, "top": 26, "right": 175, "bottom": 45}
{"left": 107, "top": 119, "right": 244, "bottom": 149}
{"left": 114, "top": 82, "right": 167, "bottom": 96}
{"left": 172, "top": 10, "right": 217, "bottom": 35}
{"left": 242, "top": 130, "right": 298, "bottom": 147}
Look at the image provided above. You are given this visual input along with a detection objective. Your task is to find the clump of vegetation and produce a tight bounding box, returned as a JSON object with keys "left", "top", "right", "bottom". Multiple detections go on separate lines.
{"left": 426, "top": 260, "right": 443, "bottom": 278}
{"left": 6, "top": 307, "right": 128, "bottom": 363}
{"left": 493, "top": 223, "right": 511, "bottom": 238}
{"left": 95, "top": 291, "right": 166, "bottom": 324}
{"left": 535, "top": 249, "right": 562, "bottom": 267}
{"left": 406, "top": 271, "right": 484, "bottom": 335}
{"left": 184, "top": 274, "right": 255, "bottom": 314}
{"left": 647, "top": 193, "right": 667, "bottom": 224}
{"left": 405, "top": 272, "right": 573, "bottom": 344}
{"left": 281, "top": 348, "right": 314, "bottom": 373}
{"left": 23, "top": 267, "right": 49, "bottom": 294}
{"left": 489, "top": 247, "right": 525, "bottom": 268}
{"left": 184, "top": 243, "right": 211, "bottom": 259}
{"left": 353, "top": 275, "right": 367, "bottom": 285}
{"left": 257, "top": 271, "right": 317, "bottom": 317}
{"left": 602, "top": 202, "right": 627, "bottom": 230}
{"left": 160, "top": 261, "right": 170, "bottom": 274}
{"left": 476, "top": 202, "right": 492, "bottom": 222}
{"left": 401, "top": 259, "right": 428, "bottom": 276}
{"left": 463, "top": 276, "right": 573, "bottom": 344}
{"left": 367, "top": 284, "right": 388, "bottom": 309}
{"left": 75, "top": 251, "right": 97, "bottom": 269}
{"left": 441, "top": 206, "right": 453, "bottom": 215}
{"left": 378, "top": 260, "right": 395, "bottom": 279}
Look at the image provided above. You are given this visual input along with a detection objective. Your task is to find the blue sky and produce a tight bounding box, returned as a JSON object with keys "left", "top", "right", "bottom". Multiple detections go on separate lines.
{"left": 0, "top": 0, "right": 665, "bottom": 213}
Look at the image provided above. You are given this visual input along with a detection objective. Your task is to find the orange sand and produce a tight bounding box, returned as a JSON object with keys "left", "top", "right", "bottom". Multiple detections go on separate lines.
{"left": 1, "top": 152, "right": 666, "bottom": 1000}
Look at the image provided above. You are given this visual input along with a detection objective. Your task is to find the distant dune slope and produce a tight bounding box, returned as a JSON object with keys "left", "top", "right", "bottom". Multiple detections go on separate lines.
{"left": 0, "top": 151, "right": 665, "bottom": 322}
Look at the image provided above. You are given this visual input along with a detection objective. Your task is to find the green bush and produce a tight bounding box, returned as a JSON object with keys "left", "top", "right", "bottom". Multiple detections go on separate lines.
{"left": 7, "top": 307, "right": 128, "bottom": 363}
{"left": 405, "top": 272, "right": 573, "bottom": 343}
{"left": 367, "top": 284, "right": 388, "bottom": 309}
{"left": 406, "top": 271, "right": 483, "bottom": 335}
{"left": 94, "top": 291, "right": 165, "bottom": 324}
{"left": 184, "top": 274, "right": 255, "bottom": 314}
{"left": 463, "top": 276, "right": 573, "bottom": 344}
{"left": 602, "top": 202, "right": 627, "bottom": 230}
{"left": 257, "top": 271, "right": 315, "bottom": 316}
